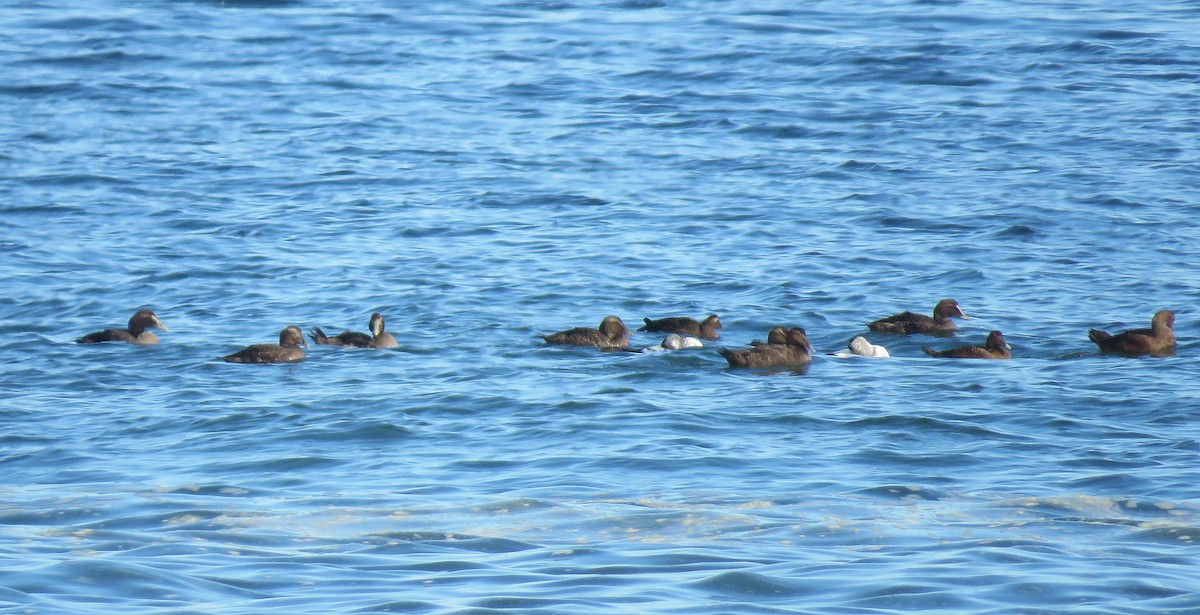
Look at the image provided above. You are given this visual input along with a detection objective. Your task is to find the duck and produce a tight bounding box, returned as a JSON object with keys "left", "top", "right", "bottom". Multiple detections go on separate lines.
{"left": 1088, "top": 309, "right": 1176, "bottom": 357}
{"left": 76, "top": 309, "right": 169, "bottom": 345}
{"left": 833, "top": 336, "right": 890, "bottom": 358}
{"left": 222, "top": 326, "right": 306, "bottom": 364}
{"left": 719, "top": 327, "right": 812, "bottom": 369}
{"left": 868, "top": 299, "right": 968, "bottom": 335}
{"left": 643, "top": 333, "right": 704, "bottom": 352}
{"left": 637, "top": 314, "right": 722, "bottom": 340}
{"left": 541, "top": 315, "right": 631, "bottom": 349}
{"left": 922, "top": 330, "right": 1011, "bottom": 359}
{"left": 310, "top": 312, "right": 397, "bottom": 349}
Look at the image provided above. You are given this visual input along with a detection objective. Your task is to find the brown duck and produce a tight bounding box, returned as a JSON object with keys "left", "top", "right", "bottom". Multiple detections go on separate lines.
{"left": 637, "top": 314, "right": 722, "bottom": 340}
{"left": 923, "top": 330, "right": 1011, "bottom": 359}
{"left": 310, "top": 312, "right": 397, "bottom": 349}
{"left": 542, "top": 315, "right": 631, "bottom": 349}
{"left": 719, "top": 327, "right": 812, "bottom": 369}
{"left": 868, "top": 299, "right": 968, "bottom": 335}
{"left": 223, "top": 326, "right": 306, "bottom": 364}
{"left": 77, "top": 309, "right": 169, "bottom": 345}
{"left": 1088, "top": 310, "right": 1176, "bottom": 357}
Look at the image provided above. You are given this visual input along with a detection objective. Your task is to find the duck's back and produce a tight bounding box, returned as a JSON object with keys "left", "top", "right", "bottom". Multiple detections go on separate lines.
{"left": 223, "top": 344, "right": 304, "bottom": 364}
{"left": 638, "top": 317, "right": 700, "bottom": 336}
{"left": 923, "top": 346, "right": 1008, "bottom": 359}
{"left": 1088, "top": 310, "right": 1175, "bottom": 357}
{"left": 868, "top": 312, "right": 941, "bottom": 334}
{"left": 543, "top": 328, "right": 611, "bottom": 347}
{"left": 77, "top": 329, "right": 139, "bottom": 344}
{"left": 332, "top": 331, "right": 373, "bottom": 347}
{"left": 1089, "top": 328, "right": 1172, "bottom": 356}
{"left": 720, "top": 344, "right": 808, "bottom": 369}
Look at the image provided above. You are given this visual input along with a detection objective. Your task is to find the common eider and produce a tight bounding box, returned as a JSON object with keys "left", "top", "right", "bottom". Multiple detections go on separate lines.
{"left": 223, "top": 326, "right": 306, "bottom": 364}
{"left": 922, "top": 330, "right": 1011, "bottom": 359}
{"left": 637, "top": 314, "right": 722, "bottom": 340}
{"left": 719, "top": 327, "right": 812, "bottom": 369}
{"left": 868, "top": 299, "right": 968, "bottom": 335}
{"left": 1088, "top": 310, "right": 1175, "bottom": 357}
{"left": 310, "top": 312, "right": 397, "bottom": 349}
{"left": 643, "top": 333, "right": 704, "bottom": 351}
{"left": 76, "top": 309, "right": 169, "bottom": 345}
{"left": 541, "top": 315, "right": 630, "bottom": 349}
{"left": 833, "top": 336, "right": 890, "bottom": 358}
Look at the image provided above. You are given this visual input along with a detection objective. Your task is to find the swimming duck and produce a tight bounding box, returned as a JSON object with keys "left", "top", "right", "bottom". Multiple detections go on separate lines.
{"left": 222, "top": 326, "right": 306, "bottom": 364}
{"left": 542, "top": 315, "right": 631, "bottom": 349}
{"left": 1088, "top": 309, "right": 1175, "bottom": 357}
{"left": 638, "top": 314, "right": 722, "bottom": 340}
{"left": 923, "top": 330, "right": 1011, "bottom": 359}
{"left": 868, "top": 299, "right": 968, "bottom": 335}
{"left": 310, "top": 312, "right": 397, "bottom": 349}
{"left": 76, "top": 309, "right": 169, "bottom": 345}
{"left": 833, "top": 336, "right": 890, "bottom": 358}
{"left": 719, "top": 327, "right": 812, "bottom": 368}
{"left": 643, "top": 333, "right": 704, "bottom": 351}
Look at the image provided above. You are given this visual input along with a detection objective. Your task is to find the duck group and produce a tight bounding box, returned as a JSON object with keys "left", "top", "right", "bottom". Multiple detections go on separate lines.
{"left": 76, "top": 310, "right": 400, "bottom": 364}
{"left": 539, "top": 302, "right": 1178, "bottom": 369}
{"left": 75, "top": 302, "right": 1179, "bottom": 367}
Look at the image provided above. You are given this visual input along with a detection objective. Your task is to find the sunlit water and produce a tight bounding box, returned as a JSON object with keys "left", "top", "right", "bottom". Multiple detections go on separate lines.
{"left": 2, "top": 0, "right": 1199, "bottom": 612}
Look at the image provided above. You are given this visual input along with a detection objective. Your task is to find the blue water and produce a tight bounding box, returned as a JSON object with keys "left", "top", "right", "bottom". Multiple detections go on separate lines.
{"left": 3, "top": 0, "right": 1200, "bottom": 612}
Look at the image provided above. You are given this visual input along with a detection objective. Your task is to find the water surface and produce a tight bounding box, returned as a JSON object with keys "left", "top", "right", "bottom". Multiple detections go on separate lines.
{"left": 2, "top": 0, "right": 1199, "bottom": 612}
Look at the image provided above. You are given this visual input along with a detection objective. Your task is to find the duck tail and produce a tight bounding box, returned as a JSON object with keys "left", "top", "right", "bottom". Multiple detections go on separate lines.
{"left": 1087, "top": 329, "right": 1110, "bottom": 345}
{"left": 921, "top": 346, "right": 940, "bottom": 358}
{"left": 309, "top": 327, "right": 328, "bottom": 345}
{"left": 637, "top": 318, "right": 652, "bottom": 332}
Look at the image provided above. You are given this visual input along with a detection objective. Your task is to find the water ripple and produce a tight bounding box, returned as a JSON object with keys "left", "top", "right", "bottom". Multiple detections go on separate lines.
{"left": 3, "top": 0, "right": 1200, "bottom": 612}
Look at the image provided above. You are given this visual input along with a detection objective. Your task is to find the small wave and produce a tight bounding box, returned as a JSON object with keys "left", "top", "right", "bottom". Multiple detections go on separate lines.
{"left": 0, "top": 82, "right": 87, "bottom": 97}
{"left": 20, "top": 173, "right": 132, "bottom": 187}
{"left": 611, "top": 0, "right": 666, "bottom": 8}
{"left": 353, "top": 600, "right": 437, "bottom": 613}
{"left": 877, "top": 215, "right": 976, "bottom": 233}
{"left": 854, "top": 484, "right": 948, "bottom": 501}
{"left": 904, "top": 71, "right": 996, "bottom": 87}
{"left": 367, "top": 532, "right": 540, "bottom": 553}
{"left": 26, "top": 50, "right": 168, "bottom": 68}
{"left": 732, "top": 123, "right": 814, "bottom": 139}
{"left": 31, "top": 16, "right": 158, "bottom": 32}
{"left": 9, "top": 558, "right": 260, "bottom": 602}
{"left": 992, "top": 224, "right": 1038, "bottom": 237}
{"left": 691, "top": 570, "right": 810, "bottom": 598}
{"left": 1126, "top": 525, "right": 1199, "bottom": 544}
{"left": 159, "top": 484, "right": 256, "bottom": 497}
{"left": 199, "top": 455, "right": 342, "bottom": 474}
{"left": 290, "top": 420, "right": 414, "bottom": 442}
{"left": 205, "top": 0, "right": 304, "bottom": 7}
{"left": 1091, "top": 29, "right": 1160, "bottom": 41}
